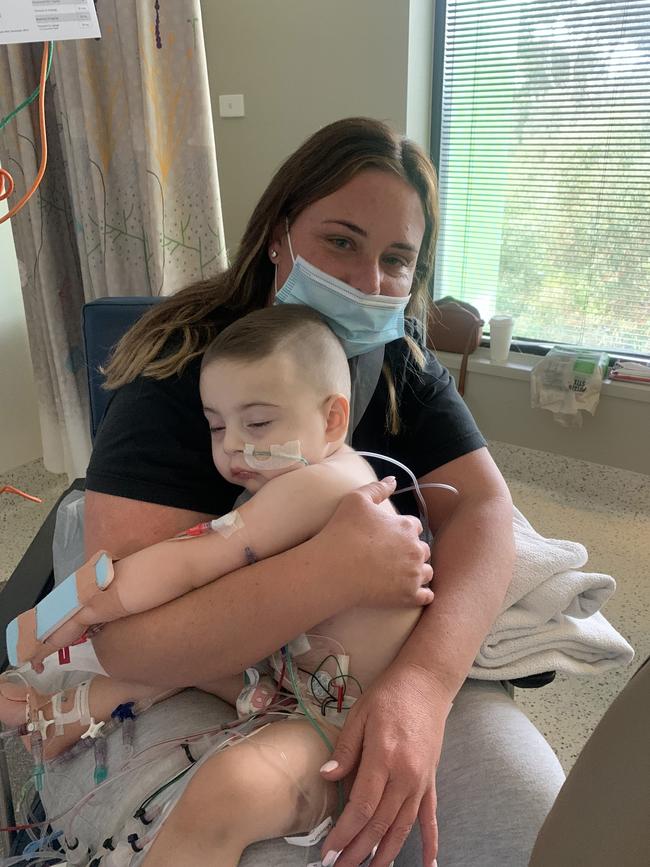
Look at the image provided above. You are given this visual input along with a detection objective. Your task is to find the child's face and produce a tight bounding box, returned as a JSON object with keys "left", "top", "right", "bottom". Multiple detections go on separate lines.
{"left": 200, "top": 350, "right": 333, "bottom": 493}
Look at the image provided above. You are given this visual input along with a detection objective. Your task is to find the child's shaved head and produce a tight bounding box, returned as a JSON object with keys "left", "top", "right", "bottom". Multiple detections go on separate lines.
{"left": 202, "top": 304, "right": 351, "bottom": 399}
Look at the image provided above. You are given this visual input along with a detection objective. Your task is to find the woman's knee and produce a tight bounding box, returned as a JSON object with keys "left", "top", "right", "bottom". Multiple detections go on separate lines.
{"left": 436, "top": 680, "right": 565, "bottom": 867}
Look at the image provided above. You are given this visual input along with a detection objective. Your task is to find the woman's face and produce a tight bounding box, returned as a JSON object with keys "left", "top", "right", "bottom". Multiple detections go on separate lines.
{"left": 270, "top": 169, "right": 426, "bottom": 299}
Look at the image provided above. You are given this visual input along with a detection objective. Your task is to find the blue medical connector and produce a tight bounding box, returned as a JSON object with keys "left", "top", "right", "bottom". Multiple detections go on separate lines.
{"left": 111, "top": 701, "right": 136, "bottom": 759}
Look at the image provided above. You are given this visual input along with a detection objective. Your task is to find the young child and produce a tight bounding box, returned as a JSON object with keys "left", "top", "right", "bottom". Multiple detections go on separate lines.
{"left": 1, "top": 305, "right": 434, "bottom": 866}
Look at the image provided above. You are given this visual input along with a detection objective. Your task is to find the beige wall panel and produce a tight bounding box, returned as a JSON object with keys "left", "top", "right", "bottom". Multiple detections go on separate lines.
{"left": 201, "top": 0, "right": 411, "bottom": 251}
{"left": 460, "top": 369, "right": 650, "bottom": 476}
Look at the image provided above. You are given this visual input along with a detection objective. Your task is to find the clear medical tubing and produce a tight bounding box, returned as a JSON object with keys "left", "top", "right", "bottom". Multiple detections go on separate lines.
{"left": 356, "top": 451, "right": 459, "bottom": 533}
{"left": 0, "top": 853, "right": 65, "bottom": 866}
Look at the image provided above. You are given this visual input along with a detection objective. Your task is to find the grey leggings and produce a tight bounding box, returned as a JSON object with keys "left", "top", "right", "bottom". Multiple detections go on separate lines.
{"left": 42, "top": 679, "right": 565, "bottom": 867}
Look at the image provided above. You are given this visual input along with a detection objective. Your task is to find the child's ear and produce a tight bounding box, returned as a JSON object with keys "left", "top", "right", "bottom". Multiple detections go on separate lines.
{"left": 323, "top": 394, "right": 350, "bottom": 442}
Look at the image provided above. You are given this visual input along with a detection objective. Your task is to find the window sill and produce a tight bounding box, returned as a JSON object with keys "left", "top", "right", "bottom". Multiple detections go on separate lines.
{"left": 435, "top": 347, "right": 650, "bottom": 405}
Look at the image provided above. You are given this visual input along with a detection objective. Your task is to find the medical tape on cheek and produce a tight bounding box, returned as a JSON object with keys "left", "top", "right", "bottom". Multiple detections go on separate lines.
{"left": 243, "top": 439, "right": 307, "bottom": 470}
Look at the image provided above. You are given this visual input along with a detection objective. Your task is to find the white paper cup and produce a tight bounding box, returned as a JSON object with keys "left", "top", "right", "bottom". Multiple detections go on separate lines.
{"left": 489, "top": 315, "right": 514, "bottom": 363}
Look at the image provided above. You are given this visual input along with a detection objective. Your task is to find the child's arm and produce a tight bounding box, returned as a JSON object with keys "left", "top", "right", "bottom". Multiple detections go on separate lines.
{"left": 81, "top": 463, "right": 366, "bottom": 625}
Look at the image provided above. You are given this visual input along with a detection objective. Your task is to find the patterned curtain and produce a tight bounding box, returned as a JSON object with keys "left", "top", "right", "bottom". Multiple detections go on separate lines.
{"left": 0, "top": 1, "right": 226, "bottom": 480}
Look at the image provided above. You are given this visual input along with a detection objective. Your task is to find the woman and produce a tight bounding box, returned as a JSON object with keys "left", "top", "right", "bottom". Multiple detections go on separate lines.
{"left": 46, "top": 118, "right": 564, "bottom": 867}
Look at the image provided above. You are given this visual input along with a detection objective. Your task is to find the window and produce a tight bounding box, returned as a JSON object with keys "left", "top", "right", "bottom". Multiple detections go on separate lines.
{"left": 432, "top": 0, "right": 650, "bottom": 356}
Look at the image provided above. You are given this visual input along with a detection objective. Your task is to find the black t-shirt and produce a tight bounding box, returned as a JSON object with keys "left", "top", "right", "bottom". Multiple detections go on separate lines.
{"left": 86, "top": 322, "right": 486, "bottom": 518}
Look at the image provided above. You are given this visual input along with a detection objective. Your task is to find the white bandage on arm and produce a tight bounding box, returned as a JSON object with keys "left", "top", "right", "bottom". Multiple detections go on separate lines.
{"left": 209, "top": 509, "right": 245, "bottom": 538}
{"left": 51, "top": 680, "right": 92, "bottom": 735}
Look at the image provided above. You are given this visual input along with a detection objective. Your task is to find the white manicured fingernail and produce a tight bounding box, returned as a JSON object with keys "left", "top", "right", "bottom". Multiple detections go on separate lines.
{"left": 320, "top": 760, "right": 339, "bottom": 773}
{"left": 322, "top": 850, "right": 341, "bottom": 866}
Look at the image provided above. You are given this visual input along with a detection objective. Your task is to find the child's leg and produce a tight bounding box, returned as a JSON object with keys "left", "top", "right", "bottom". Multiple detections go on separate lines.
{"left": 2, "top": 659, "right": 269, "bottom": 762}
{"left": 0, "top": 674, "right": 174, "bottom": 759}
{"left": 196, "top": 673, "right": 244, "bottom": 706}
{"left": 142, "top": 717, "right": 341, "bottom": 867}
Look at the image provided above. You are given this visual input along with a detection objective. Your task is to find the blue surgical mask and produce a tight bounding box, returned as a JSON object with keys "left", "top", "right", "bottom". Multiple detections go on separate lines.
{"left": 274, "top": 229, "right": 411, "bottom": 358}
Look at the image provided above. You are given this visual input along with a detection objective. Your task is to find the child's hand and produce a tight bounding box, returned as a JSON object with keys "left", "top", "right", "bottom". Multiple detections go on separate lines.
{"left": 29, "top": 618, "right": 88, "bottom": 673}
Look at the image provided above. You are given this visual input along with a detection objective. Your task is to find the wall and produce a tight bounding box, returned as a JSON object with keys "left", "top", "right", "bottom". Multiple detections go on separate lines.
{"left": 201, "top": 2, "right": 648, "bottom": 475}
{"left": 200, "top": 0, "right": 430, "bottom": 252}
{"left": 3, "top": 5, "right": 644, "bottom": 475}
{"left": 406, "top": 0, "right": 434, "bottom": 149}
{"left": 0, "top": 188, "right": 42, "bottom": 473}
{"left": 439, "top": 350, "right": 650, "bottom": 475}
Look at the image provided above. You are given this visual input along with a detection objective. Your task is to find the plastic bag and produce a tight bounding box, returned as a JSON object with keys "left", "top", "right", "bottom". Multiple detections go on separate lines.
{"left": 52, "top": 490, "right": 86, "bottom": 584}
{"left": 531, "top": 348, "right": 609, "bottom": 428}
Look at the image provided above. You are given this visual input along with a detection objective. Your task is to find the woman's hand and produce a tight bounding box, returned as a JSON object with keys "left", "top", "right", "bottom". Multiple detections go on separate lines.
{"left": 318, "top": 477, "right": 434, "bottom": 609}
{"left": 319, "top": 662, "right": 451, "bottom": 867}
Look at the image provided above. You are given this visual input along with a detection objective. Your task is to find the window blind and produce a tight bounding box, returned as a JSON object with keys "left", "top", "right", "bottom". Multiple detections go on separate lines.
{"left": 434, "top": 0, "right": 650, "bottom": 355}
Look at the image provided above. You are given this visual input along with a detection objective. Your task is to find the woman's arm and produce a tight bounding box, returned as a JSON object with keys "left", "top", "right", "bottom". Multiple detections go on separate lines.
{"left": 397, "top": 446, "right": 514, "bottom": 693}
{"left": 84, "top": 491, "right": 215, "bottom": 559}
{"left": 318, "top": 447, "right": 515, "bottom": 867}
{"left": 89, "top": 478, "right": 434, "bottom": 687}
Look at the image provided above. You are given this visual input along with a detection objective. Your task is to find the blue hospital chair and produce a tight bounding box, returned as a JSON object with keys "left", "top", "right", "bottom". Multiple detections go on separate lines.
{"left": 0, "top": 297, "right": 163, "bottom": 854}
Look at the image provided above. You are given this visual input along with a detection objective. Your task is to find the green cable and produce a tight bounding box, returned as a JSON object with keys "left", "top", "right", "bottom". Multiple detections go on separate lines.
{"left": 284, "top": 648, "right": 333, "bottom": 752}
{"left": 0, "top": 42, "right": 53, "bottom": 132}
{"left": 283, "top": 646, "right": 345, "bottom": 817}
{"left": 17, "top": 776, "right": 36, "bottom": 822}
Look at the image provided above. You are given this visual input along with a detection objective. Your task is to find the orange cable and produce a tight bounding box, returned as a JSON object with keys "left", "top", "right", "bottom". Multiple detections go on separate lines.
{"left": 0, "top": 169, "right": 14, "bottom": 200}
{"left": 0, "top": 42, "right": 49, "bottom": 225}
{"left": 0, "top": 485, "right": 43, "bottom": 503}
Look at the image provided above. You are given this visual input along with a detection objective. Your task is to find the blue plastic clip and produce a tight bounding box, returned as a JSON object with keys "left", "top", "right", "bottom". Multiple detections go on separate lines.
{"left": 112, "top": 701, "right": 137, "bottom": 758}
{"left": 111, "top": 701, "right": 136, "bottom": 722}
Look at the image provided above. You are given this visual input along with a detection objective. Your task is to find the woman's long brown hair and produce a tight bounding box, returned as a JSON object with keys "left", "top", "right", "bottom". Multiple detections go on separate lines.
{"left": 103, "top": 118, "right": 439, "bottom": 431}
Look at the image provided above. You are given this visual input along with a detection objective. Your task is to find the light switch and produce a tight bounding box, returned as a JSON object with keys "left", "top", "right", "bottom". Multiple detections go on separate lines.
{"left": 219, "top": 94, "right": 245, "bottom": 117}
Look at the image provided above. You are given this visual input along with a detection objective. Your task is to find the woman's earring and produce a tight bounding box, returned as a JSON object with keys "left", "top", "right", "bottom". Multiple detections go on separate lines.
{"left": 270, "top": 249, "right": 278, "bottom": 259}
